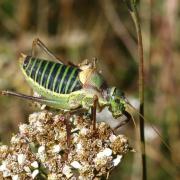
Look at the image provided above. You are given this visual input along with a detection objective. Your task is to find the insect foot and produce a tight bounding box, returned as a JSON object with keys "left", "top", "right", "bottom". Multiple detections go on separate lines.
{"left": 0, "top": 111, "right": 133, "bottom": 179}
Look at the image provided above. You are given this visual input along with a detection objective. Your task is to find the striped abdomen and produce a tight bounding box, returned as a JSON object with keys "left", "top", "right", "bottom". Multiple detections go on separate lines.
{"left": 22, "top": 56, "right": 82, "bottom": 94}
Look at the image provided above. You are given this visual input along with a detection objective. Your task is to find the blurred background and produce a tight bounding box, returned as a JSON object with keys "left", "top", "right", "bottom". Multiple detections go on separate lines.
{"left": 0, "top": 0, "right": 179, "bottom": 179}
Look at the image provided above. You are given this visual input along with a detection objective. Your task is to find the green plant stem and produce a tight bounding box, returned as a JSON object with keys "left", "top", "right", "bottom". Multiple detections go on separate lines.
{"left": 130, "top": 4, "right": 146, "bottom": 180}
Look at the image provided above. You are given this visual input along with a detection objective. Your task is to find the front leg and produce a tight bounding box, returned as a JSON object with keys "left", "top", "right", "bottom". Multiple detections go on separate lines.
{"left": 81, "top": 95, "right": 102, "bottom": 133}
{"left": 114, "top": 111, "right": 135, "bottom": 130}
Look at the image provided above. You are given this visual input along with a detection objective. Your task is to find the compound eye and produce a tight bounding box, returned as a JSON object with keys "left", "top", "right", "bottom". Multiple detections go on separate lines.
{"left": 115, "top": 99, "right": 120, "bottom": 103}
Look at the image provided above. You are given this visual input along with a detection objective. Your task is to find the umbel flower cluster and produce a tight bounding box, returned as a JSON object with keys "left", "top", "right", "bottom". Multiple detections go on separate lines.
{"left": 0, "top": 111, "right": 132, "bottom": 179}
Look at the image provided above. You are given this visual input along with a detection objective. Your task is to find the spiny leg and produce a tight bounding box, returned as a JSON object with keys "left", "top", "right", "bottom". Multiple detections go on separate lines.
{"left": 1, "top": 90, "right": 61, "bottom": 107}
{"left": 31, "top": 38, "right": 62, "bottom": 63}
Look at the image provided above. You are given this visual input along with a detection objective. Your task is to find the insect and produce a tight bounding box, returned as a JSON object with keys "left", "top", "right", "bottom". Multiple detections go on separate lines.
{"left": 1, "top": 38, "right": 172, "bottom": 152}
{"left": 1, "top": 38, "right": 132, "bottom": 130}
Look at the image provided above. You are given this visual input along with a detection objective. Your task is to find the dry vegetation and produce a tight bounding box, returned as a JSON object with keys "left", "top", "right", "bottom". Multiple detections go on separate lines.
{"left": 0, "top": 0, "right": 179, "bottom": 179}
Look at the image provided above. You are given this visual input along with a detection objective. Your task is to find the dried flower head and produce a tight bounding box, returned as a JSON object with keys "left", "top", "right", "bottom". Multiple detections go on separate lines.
{"left": 0, "top": 111, "right": 132, "bottom": 179}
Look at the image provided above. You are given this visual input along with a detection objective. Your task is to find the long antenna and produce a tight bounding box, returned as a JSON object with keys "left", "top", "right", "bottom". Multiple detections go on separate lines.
{"left": 124, "top": 97, "right": 172, "bottom": 153}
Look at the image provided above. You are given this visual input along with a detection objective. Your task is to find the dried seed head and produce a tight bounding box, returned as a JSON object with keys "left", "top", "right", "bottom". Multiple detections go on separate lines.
{"left": 0, "top": 111, "right": 132, "bottom": 179}
{"left": 110, "top": 135, "right": 130, "bottom": 154}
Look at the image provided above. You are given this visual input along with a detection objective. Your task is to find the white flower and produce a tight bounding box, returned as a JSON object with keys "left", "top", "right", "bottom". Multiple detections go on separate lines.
{"left": 94, "top": 157, "right": 107, "bottom": 167}
{"left": 3, "top": 170, "right": 11, "bottom": 177}
{"left": 31, "top": 161, "right": 39, "bottom": 168}
{"left": 0, "top": 161, "right": 7, "bottom": 172}
{"left": 12, "top": 175, "right": 19, "bottom": 180}
{"left": 37, "top": 146, "right": 46, "bottom": 162}
{"left": 19, "top": 124, "right": 28, "bottom": 134}
{"left": 70, "top": 161, "right": 82, "bottom": 169}
{"left": 12, "top": 155, "right": 17, "bottom": 161}
{"left": 94, "top": 148, "right": 113, "bottom": 168}
{"left": 79, "top": 128, "right": 89, "bottom": 135}
{"left": 32, "top": 169, "right": 39, "bottom": 179}
{"left": 48, "top": 173, "right": 58, "bottom": 179}
{"left": 52, "top": 145, "right": 61, "bottom": 154}
{"left": 36, "top": 121, "right": 44, "bottom": 132}
{"left": 109, "top": 134, "right": 117, "bottom": 142}
{"left": 97, "top": 148, "right": 112, "bottom": 158}
{"left": 17, "top": 154, "right": 26, "bottom": 165}
{"left": 62, "top": 165, "right": 73, "bottom": 178}
{"left": 24, "top": 166, "right": 31, "bottom": 173}
{"left": 29, "top": 113, "right": 39, "bottom": 123}
{"left": 0, "top": 145, "right": 8, "bottom": 151}
{"left": 76, "top": 143, "right": 83, "bottom": 152}
{"left": 69, "top": 116, "right": 74, "bottom": 122}
{"left": 113, "top": 155, "right": 122, "bottom": 166}
{"left": 38, "top": 111, "right": 51, "bottom": 121}
{"left": 0, "top": 162, "right": 11, "bottom": 177}
{"left": 11, "top": 135, "right": 20, "bottom": 144}
{"left": 38, "top": 145, "right": 45, "bottom": 154}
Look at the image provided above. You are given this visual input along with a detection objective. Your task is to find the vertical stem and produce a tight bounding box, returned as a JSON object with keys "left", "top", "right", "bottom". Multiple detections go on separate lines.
{"left": 64, "top": 114, "right": 71, "bottom": 149}
{"left": 92, "top": 106, "right": 96, "bottom": 131}
{"left": 92, "top": 95, "right": 98, "bottom": 132}
{"left": 130, "top": 4, "right": 146, "bottom": 180}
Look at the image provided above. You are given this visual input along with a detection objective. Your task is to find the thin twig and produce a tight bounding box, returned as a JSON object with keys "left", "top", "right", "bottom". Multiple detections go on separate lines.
{"left": 128, "top": 2, "right": 146, "bottom": 180}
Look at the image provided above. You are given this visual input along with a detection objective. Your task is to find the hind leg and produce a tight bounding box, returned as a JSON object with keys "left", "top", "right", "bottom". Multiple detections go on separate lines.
{"left": 31, "top": 38, "right": 62, "bottom": 63}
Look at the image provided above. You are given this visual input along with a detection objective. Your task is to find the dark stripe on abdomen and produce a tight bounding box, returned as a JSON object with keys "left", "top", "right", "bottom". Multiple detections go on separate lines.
{"left": 66, "top": 68, "right": 80, "bottom": 93}
{"left": 74, "top": 81, "right": 82, "bottom": 91}
{"left": 54, "top": 65, "right": 66, "bottom": 93}
{"left": 72, "top": 77, "right": 82, "bottom": 92}
{"left": 60, "top": 66, "right": 74, "bottom": 94}
{"left": 41, "top": 62, "right": 54, "bottom": 87}
{"left": 47, "top": 63, "right": 60, "bottom": 90}
{"left": 30, "top": 60, "right": 40, "bottom": 80}
{"left": 35, "top": 61, "right": 47, "bottom": 84}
